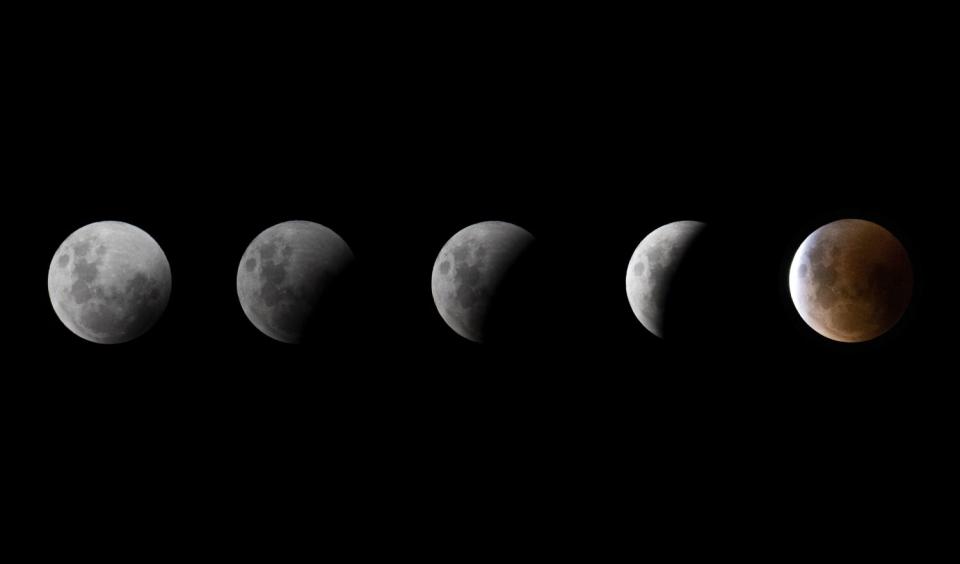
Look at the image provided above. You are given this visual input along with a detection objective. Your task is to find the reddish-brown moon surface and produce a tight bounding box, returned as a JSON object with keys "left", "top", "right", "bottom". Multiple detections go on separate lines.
{"left": 789, "top": 219, "right": 913, "bottom": 343}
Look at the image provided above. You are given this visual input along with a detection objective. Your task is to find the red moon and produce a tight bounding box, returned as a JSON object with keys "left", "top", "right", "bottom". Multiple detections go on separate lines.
{"left": 789, "top": 219, "right": 913, "bottom": 343}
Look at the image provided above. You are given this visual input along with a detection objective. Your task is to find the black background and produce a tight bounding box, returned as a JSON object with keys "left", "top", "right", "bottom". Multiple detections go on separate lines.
{"left": 8, "top": 10, "right": 954, "bottom": 554}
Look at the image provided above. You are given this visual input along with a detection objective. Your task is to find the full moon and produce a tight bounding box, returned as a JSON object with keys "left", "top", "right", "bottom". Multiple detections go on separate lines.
{"left": 625, "top": 221, "right": 707, "bottom": 338}
{"left": 48, "top": 221, "right": 171, "bottom": 344}
{"left": 431, "top": 221, "right": 535, "bottom": 343}
{"left": 237, "top": 221, "right": 354, "bottom": 344}
{"left": 789, "top": 219, "right": 913, "bottom": 343}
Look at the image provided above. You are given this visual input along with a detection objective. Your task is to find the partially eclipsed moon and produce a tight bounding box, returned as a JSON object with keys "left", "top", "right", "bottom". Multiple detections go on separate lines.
{"left": 625, "top": 221, "right": 707, "bottom": 338}
{"left": 789, "top": 219, "right": 913, "bottom": 343}
{"left": 236, "top": 221, "right": 354, "bottom": 344}
{"left": 431, "top": 221, "right": 535, "bottom": 343}
{"left": 48, "top": 221, "right": 171, "bottom": 344}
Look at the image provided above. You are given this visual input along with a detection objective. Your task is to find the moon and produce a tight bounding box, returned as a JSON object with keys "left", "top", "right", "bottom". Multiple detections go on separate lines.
{"left": 237, "top": 221, "right": 354, "bottom": 344}
{"left": 431, "top": 221, "right": 535, "bottom": 343}
{"left": 789, "top": 219, "right": 913, "bottom": 343}
{"left": 625, "top": 221, "right": 707, "bottom": 338}
{"left": 48, "top": 221, "right": 171, "bottom": 344}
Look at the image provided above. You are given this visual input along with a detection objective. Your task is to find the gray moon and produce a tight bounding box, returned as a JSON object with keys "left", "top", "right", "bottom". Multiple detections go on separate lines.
{"left": 789, "top": 219, "right": 913, "bottom": 343}
{"left": 431, "top": 221, "right": 535, "bottom": 343}
{"left": 237, "top": 220, "right": 354, "bottom": 344}
{"left": 48, "top": 221, "right": 171, "bottom": 344}
{"left": 625, "top": 220, "right": 706, "bottom": 338}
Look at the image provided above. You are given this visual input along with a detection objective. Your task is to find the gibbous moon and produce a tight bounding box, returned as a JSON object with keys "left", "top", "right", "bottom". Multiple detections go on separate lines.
{"left": 431, "top": 221, "right": 535, "bottom": 343}
{"left": 789, "top": 219, "right": 913, "bottom": 343}
{"left": 48, "top": 221, "right": 172, "bottom": 344}
{"left": 237, "top": 221, "right": 354, "bottom": 344}
{"left": 625, "top": 221, "right": 707, "bottom": 338}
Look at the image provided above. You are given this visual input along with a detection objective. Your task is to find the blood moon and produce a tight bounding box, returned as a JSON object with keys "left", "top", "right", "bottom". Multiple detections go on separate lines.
{"left": 789, "top": 219, "right": 913, "bottom": 343}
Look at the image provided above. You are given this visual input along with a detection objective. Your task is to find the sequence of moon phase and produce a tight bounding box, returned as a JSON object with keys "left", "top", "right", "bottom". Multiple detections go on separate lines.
{"left": 48, "top": 219, "right": 914, "bottom": 344}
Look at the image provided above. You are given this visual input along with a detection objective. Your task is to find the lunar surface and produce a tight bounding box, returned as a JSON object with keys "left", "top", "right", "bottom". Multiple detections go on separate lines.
{"left": 431, "top": 221, "right": 535, "bottom": 343}
{"left": 789, "top": 219, "right": 913, "bottom": 343}
{"left": 237, "top": 221, "right": 354, "bottom": 343}
{"left": 625, "top": 221, "right": 707, "bottom": 338}
{"left": 48, "top": 221, "right": 171, "bottom": 344}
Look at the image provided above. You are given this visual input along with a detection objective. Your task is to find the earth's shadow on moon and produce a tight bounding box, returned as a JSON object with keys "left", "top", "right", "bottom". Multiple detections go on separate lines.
{"left": 472, "top": 241, "right": 553, "bottom": 347}
{"left": 659, "top": 225, "right": 741, "bottom": 345}
{"left": 284, "top": 262, "right": 362, "bottom": 346}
